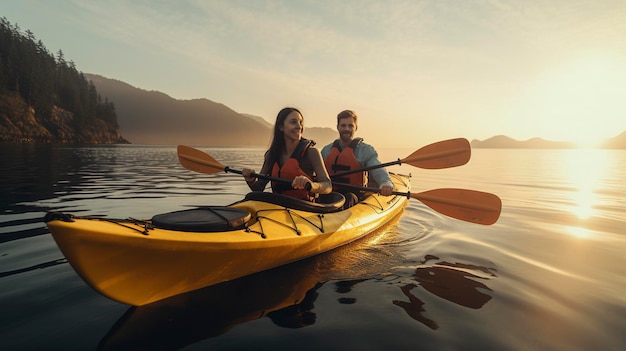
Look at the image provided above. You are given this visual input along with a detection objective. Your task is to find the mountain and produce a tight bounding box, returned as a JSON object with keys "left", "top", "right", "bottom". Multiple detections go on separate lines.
{"left": 471, "top": 135, "right": 576, "bottom": 149}
{"left": 86, "top": 74, "right": 337, "bottom": 147}
{"left": 239, "top": 113, "right": 336, "bottom": 146}
{"left": 472, "top": 133, "right": 626, "bottom": 149}
{"left": 601, "top": 131, "right": 626, "bottom": 149}
{"left": 85, "top": 74, "right": 271, "bottom": 146}
{"left": 241, "top": 113, "right": 272, "bottom": 129}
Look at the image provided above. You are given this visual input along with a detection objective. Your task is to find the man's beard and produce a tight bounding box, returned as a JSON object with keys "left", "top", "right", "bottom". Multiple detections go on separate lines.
{"left": 340, "top": 132, "right": 353, "bottom": 142}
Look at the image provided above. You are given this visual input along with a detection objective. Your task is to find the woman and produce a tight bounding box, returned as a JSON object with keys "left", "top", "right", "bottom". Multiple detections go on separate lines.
{"left": 242, "top": 107, "right": 332, "bottom": 200}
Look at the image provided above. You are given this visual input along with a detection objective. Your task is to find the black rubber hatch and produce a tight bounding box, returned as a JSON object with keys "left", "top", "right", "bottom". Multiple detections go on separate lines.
{"left": 151, "top": 207, "right": 251, "bottom": 232}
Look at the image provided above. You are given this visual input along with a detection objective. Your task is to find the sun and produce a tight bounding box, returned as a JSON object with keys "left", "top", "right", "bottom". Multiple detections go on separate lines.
{"left": 509, "top": 54, "right": 626, "bottom": 148}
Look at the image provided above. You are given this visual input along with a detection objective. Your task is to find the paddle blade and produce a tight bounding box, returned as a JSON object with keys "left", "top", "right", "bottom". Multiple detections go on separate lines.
{"left": 402, "top": 138, "right": 471, "bottom": 169}
{"left": 412, "top": 188, "right": 502, "bottom": 225}
{"left": 177, "top": 145, "right": 226, "bottom": 175}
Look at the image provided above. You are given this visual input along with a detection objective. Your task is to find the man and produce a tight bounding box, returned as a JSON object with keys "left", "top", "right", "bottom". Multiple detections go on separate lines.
{"left": 321, "top": 110, "right": 394, "bottom": 206}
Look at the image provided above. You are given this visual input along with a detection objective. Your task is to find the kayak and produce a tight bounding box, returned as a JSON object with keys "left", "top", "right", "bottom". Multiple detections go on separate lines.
{"left": 44, "top": 172, "right": 411, "bottom": 306}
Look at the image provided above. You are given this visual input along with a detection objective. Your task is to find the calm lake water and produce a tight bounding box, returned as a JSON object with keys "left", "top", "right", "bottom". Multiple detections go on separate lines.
{"left": 1, "top": 143, "right": 625, "bottom": 350}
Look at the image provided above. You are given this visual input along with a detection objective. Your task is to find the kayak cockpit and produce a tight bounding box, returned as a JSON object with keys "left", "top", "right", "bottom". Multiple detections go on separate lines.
{"left": 243, "top": 191, "right": 345, "bottom": 213}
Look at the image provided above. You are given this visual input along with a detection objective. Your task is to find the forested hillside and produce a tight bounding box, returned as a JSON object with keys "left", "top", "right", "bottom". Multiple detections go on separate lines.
{"left": 0, "top": 17, "right": 127, "bottom": 143}
{"left": 85, "top": 74, "right": 338, "bottom": 147}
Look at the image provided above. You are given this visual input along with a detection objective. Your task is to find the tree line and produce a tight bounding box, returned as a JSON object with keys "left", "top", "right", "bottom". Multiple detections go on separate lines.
{"left": 0, "top": 17, "right": 118, "bottom": 130}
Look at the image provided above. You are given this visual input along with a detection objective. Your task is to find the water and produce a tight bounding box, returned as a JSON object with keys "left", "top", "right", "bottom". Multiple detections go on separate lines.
{"left": 1, "top": 144, "right": 625, "bottom": 350}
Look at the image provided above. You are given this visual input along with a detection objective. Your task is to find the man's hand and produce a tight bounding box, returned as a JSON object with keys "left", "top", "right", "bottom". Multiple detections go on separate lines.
{"left": 380, "top": 184, "right": 393, "bottom": 196}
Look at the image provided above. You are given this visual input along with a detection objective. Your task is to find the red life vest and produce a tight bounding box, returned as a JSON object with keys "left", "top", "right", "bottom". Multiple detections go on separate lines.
{"left": 324, "top": 138, "right": 366, "bottom": 188}
{"left": 271, "top": 139, "right": 315, "bottom": 200}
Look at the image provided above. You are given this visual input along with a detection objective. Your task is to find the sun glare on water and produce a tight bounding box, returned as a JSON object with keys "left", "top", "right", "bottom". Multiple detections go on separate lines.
{"left": 563, "top": 149, "right": 608, "bottom": 238}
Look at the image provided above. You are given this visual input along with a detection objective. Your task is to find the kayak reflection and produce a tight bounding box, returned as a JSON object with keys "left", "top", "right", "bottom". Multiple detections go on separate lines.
{"left": 98, "top": 256, "right": 325, "bottom": 351}
{"left": 393, "top": 256, "right": 496, "bottom": 330}
{"left": 98, "top": 218, "right": 405, "bottom": 350}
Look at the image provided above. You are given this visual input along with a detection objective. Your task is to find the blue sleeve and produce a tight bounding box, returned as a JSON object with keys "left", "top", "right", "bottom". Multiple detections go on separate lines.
{"left": 320, "top": 143, "right": 332, "bottom": 159}
{"left": 356, "top": 144, "right": 393, "bottom": 188}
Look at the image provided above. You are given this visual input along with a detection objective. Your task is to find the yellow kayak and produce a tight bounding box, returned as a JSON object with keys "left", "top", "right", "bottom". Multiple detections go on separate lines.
{"left": 45, "top": 173, "right": 410, "bottom": 306}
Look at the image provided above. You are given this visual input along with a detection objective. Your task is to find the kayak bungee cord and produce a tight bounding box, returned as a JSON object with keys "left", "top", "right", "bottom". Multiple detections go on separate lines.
{"left": 246, "top": 208, "right": 326, "bottom": 239}
{"left": 44, "top": 212, "right": 154, "bottom": 236}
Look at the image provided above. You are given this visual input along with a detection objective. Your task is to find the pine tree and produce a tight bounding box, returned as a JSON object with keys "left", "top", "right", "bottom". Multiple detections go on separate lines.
{"left": 0, "top": 17, "right": 122, "bottom": 142}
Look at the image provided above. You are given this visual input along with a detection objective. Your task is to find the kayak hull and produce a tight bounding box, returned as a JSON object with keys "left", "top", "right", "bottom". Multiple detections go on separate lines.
{"left": 46, "top": 173, "right": 410, "bottom": 306}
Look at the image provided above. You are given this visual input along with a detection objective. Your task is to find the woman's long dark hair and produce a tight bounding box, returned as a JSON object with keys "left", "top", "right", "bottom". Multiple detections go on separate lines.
{"left": 267, "top": 107, "right": 302, "bottom": 165}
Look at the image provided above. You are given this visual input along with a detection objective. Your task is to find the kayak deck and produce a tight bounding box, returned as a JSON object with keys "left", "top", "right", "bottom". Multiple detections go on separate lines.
{"left": 45, "top": 173, "right": 411, "bottom": 306}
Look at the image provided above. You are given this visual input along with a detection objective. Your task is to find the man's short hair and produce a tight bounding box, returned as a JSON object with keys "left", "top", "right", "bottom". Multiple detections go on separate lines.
{"left": 337, "top": 110, "right": 358, "bottom": 125}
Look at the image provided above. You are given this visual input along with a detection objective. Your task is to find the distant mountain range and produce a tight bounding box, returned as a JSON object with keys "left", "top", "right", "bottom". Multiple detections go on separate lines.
{"left": 86, "top": 74, "right": 625, "bottom": 149}
{"left": 471, "top": 133, "right": 626, "bottom": 149}
{"left": 85, "top": 74, "right": 337, "bottom": 147}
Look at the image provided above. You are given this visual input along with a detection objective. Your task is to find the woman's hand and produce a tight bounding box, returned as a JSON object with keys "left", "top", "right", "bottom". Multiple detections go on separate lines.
{"left": 292, "top": 175, "right": 312, "bottom": 191}
{"left": 242, "top": 168, "right": 256, "bottom": 182}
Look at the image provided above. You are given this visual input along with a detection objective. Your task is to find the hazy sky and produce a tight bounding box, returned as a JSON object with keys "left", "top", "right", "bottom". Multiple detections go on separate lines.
{"left": 3, "top": 0, "right": 625, "bottom": 147}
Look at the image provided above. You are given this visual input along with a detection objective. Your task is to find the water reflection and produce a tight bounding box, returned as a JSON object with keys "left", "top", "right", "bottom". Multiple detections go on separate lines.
{"left": 98, "top": 255, "right": 326, "bottom": 350}
{"left": 96, "top": 231, "right": 497, "bottom": 348}
{"left": 97, "top": 221, "right": 403, "bottom": 350}
{"left": 393, "top": 255, "right": 495, "bottom": 330}
{"left": 334, "top": 279, "right": 369, "bottom": 305}
{"left": 266, "top": 284, "right": 321, "bottom": 329}
{"left": 0, "top": 215, "right": 50, "bottom": 243}
{"left": 0, "top": 258, "right": 67, "bottom": 277}
{"left": 564, "top": 149, "right": 607, "bottom": 221}
{"left": 1, "top": 143, "right": 84, "bottom": 211}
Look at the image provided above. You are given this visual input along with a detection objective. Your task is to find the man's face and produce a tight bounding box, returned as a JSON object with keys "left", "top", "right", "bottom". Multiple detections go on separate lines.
{"left": 337, "top": 117, "right": 357, "bottom": 143}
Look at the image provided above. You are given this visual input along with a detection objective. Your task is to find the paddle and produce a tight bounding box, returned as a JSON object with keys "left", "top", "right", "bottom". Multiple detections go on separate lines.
{"left": 330, "top": 138, "right": 471, "bottom": 179}
{"left": 177, "top": 145, "right": 312, "bottom": 190}
{"left": 333, "top": 182, "right": 501, "bottom": 225}
{"left": 178, "top": 145, "right": 501, "bottom": 225}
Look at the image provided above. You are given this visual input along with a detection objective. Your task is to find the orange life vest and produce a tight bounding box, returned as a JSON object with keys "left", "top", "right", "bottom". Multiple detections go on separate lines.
{"left": 324, "top": 138, "right": 366, "bottom": 188}
{"left": 271, "top": 139, "right": 315, "bottom": 200}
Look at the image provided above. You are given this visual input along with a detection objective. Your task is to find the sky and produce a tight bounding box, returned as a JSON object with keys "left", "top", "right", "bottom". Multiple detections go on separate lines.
{"left": 3, "top": 0, "right": 626, "bottom": 148}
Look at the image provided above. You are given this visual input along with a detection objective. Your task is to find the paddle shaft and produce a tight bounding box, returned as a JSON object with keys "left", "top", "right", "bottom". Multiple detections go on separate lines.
{"left": 178, "top": 151, "right": 311, "bottom": 190}
{"left": 228, "top": 167, "right": 312, "bottom": 191}
{"left": 331, "top": 159, "right": 402, "bottom": 178}
{"left": 332, "top": 182, "right": 405, "bottom": 196}
{"left": 330, "top": 138, "right": 471, "bottom": 178}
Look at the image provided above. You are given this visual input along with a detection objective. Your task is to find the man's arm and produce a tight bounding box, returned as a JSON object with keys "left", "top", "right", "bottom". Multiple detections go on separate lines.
{"left": 357, "top": 144, "right": 394, "bottom": 191}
